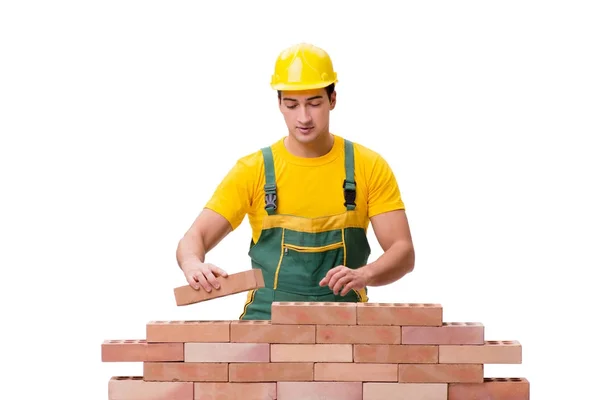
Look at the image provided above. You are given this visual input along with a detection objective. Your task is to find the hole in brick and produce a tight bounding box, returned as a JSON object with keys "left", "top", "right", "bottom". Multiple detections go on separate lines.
{"left": 487, "top": 341, "right": 500, "bottom": 344}
{"left": 509, "top": 378, "right": 522, "bottom": 381}
{"left": 496, "top": 378, "right": 509, "bottom": 381}
{"left": 124, "top": 340, "right": 136, "bottom": 343}
{"left": 502, "top": 340, "right": 516, "bottom": 344}
{"left": 465, "top": 322, "right": 479, "bottom": 326}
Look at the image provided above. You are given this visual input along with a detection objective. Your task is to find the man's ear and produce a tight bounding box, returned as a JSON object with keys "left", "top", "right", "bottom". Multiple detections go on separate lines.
{"left": 330, "top": 91, "right": 337, "bottom": 110}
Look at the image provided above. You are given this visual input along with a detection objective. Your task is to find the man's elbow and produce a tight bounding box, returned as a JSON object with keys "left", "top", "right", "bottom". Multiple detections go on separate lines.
{"left": 401, "top": 240, "right": 416, "bottom": 275}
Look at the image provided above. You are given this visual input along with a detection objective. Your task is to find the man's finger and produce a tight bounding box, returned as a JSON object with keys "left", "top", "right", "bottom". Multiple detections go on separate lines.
{"left": 328, "top": 268, "right": 348, "bottom": 290}
{"left": 204, "top": 270, "right": 221, "bottom": 290}
{"left": 210, "top": 264, "right": 228, "bottom": 278}
{"left": 195, "top": 272, "right": 212, "bottom": 292}
{"left": 340, "top": 280, "right": 355, "bottom": 296}
{"left": 332, "top": 275, "right": 352, "bottom": 295}
{"left": 320, "top": 265, "right": 343, "bottom": 286}
{"left": 186, "top": 274, "right": 200, "bottom": 290}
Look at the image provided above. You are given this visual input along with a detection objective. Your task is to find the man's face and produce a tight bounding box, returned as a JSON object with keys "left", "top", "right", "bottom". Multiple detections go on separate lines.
{"left": 278, "top": 88, "right": 336, "bottom": 144}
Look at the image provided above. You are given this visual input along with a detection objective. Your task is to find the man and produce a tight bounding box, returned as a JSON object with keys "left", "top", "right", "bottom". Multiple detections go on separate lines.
{"left": 176, "top": 43, "right": 415, "bottom": 320}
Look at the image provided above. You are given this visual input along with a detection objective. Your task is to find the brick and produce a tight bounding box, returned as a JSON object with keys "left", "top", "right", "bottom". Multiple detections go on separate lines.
{"left": 102, "top": 340, "right": 183, "bottom": 362}
{"left": 193, "top": 382, "right": 276, "bottom": 400}
{"left": 316, "top": 325, "right": 401, "bottom": 344}
{"left": 440, "top": 340, "right": 522, "bottom": 364}
{"left": 101, "top": 339, "right": 146, "bottom": 362}
{"left": 398, "top": 364, "right": 483, "bottom": 383}
{"left": 449, "top": 377, "right": 530, "bottom": 399}
{"left": 354, "top": 344, "right": 438, "bottom": 363}
{"left": 144, "top": 362, "right": 228, "bottom": 382}
{"left": 174, "top": 269, "right": 265, "bottom": 306}
{"left": 277, "top": 381, "right": 362, "bottom": 400}
{"left": 402, "top": 322, "right": 484, "bottom": 344}
{"left": 357, "top": 303, "right": 443, "bottom": 326}
{"left": 230, "top": 320, "right": 315, "bottom": 343}
{"left": 271, "top": 344, "right": 353, "bottom": 362}
{"left": 314, "top": 363, "right": 398, "bottom": 382}
{"left": 271, "top": 302, "right": 356, "bottom": 325}
{"left": 229, "top": 362, "right": 313, "bottom": 382}
{"left": 184, "top": 343, "right": 269, "bottom": 362}
{"left": 363, "top": 383, "right": 448, "bottom": 400}
{"left": 146, "top": 320, "right": 230, "bottom": 343}
{"left": 108, "top": 376, "right": 193, "bottom": 400}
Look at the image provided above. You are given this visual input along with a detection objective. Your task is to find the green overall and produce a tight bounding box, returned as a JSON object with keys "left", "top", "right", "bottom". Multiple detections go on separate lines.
{"left": 239, "top": 139, "right": 371, "bottom": 320}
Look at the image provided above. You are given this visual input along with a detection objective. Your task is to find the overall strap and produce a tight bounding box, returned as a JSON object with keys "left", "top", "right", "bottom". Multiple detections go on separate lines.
{"left": 261, "top": 146, "right": 277, "bottom": 215}
{"left": 343, "top": 139, "right": 356, "bottom": 211}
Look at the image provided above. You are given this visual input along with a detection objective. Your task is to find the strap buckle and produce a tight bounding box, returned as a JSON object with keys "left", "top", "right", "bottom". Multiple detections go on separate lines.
{"left": 264, "top": 183, "right": 277, "bottom": 211}
{"left": 343, "top": 179, "right": 356, "bottom": 208}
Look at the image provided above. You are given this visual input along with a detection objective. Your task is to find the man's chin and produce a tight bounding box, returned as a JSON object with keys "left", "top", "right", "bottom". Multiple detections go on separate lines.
{"left": 294, "top": 128, "right": 318, "bottom": 142}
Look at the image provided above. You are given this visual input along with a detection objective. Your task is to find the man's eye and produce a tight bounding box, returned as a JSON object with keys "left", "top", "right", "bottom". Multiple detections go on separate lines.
{"left": 286, "top": 104, "right": 297, "bottom": 109}
{"left": 310, "top": 103, "right": 322, "bottom": 107}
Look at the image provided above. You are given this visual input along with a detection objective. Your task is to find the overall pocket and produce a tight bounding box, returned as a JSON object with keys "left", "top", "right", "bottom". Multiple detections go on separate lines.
{"left": 274, "top": 238, "right": 346, "bottom": 295}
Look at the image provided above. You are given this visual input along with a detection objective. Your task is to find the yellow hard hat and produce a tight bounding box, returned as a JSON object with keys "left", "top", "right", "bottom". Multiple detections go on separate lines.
{"left": 271, "top": 43, "right": 338, "bottom": 91}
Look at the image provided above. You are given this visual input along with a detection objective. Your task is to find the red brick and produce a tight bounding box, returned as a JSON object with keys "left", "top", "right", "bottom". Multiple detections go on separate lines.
{"left": 108, "top": 376, "right": 192, "bottom": 399}
{"left": 314, "top": 363, "right": 398, "bottom": 382}
{"left": 229, "top": 362, "right": 313, "bottom": 382}
{"left": 363, "top": 383, "right": 448, "bottom": 400}
{"left": 193, "top": 382, "right": 276, "bottom": 400}
{"left": 184, "top": 343, "right": 269, "bottom": 362}
{"left": 102, "top": 340, "right": 183, "bottom": 362}
{"left": 354, "top": 344, "right": 438, "bottom": 363}
{"left": 230, "top": 320, "right": 315, "bottom": 343}
{"left": 357, "top": 303, "right": 443, "bottom": 326}
{"left": 174, "top": 269, "right": 265, "bottom": 306}
{"left": 143, "top": 362, "right": 228, "bottom": 382}
{"left": 402, "top": 322, "right": 484, "bottom": 344}
{"left": 449, "top": 377, "right": 530, "bottom": 399}
{"left": 102, "top": 339, "right": 146, "bottom": 362}
{"left": 398, "top": 364, "right": 483, "bottom": 383}
{"left": 271, "top": 344, "right": 352, "bottom": 362}
{"left": 316, "top": 325, "right": 401, "bottom": 344}
{"left": 271, "top": 302, "right": 356, "bottom": 325}
{"left": 146, "top": 320, "right": 230, "bottom": 343}
{"left": 277, "top": 382, "right": 362, "bottom": 400}
{"left": 439, "top": 340, "right": 522, "bottom": 364}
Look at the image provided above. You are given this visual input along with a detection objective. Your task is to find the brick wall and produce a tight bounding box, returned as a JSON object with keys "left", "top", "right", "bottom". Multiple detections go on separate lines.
{"left": 101, "top": 269, "right": 529, "bottom": 399}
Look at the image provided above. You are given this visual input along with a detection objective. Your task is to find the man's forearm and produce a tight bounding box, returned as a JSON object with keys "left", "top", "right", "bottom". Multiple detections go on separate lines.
{"left": 176, "top": 233, "right": 207, "bottom": 270}
{"left": 361, "top": 240, "right": 415, "bottom": 286}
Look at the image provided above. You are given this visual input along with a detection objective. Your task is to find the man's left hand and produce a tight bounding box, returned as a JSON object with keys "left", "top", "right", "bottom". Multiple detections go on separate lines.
{"left": 319, "top": 265, "right": 370, "bottom": 296}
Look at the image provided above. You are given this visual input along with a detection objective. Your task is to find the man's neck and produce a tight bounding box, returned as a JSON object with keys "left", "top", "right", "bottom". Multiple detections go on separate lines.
{"left": 285, "top": 132, "right": 334, "bottom": 158}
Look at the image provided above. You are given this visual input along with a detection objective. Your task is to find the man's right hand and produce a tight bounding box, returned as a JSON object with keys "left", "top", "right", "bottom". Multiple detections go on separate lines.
{"left": 181, "top": 260, "right": 228, "bottom": 292}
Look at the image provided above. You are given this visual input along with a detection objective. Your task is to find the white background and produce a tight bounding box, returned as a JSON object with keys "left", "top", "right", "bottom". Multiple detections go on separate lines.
{"left": 1, "top": 1, "right": 599, "bottom": 399}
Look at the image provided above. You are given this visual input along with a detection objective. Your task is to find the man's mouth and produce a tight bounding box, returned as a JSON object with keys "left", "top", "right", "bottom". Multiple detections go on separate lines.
{"left": 297, "top": 126, "right": 314, "bottom": 134}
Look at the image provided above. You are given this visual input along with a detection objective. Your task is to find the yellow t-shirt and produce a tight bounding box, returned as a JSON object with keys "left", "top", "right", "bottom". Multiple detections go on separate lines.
{"left": 205, "top": 134, "right": 405, "bottom": 244}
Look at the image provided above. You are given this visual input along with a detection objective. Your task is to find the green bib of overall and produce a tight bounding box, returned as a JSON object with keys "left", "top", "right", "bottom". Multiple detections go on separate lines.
{"left": 239, "top": 139, "right": 371, "bottom": 320}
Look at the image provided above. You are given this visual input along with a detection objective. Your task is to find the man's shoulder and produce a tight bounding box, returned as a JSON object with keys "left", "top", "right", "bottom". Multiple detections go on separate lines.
{"left": 342, "top": 136, "right": 387, "bottom": 165}
{"left": 230, "top": 138, "right": 284, "bottom": 171}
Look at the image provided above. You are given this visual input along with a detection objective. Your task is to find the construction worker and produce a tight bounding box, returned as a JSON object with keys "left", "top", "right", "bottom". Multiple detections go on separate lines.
{"left": 176, "top": 43, "right": 415, "bottom": 320}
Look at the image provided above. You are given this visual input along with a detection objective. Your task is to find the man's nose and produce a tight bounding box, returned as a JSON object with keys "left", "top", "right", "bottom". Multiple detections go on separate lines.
{"left": 297, "top": 106, "right": 312, "bottom": 124}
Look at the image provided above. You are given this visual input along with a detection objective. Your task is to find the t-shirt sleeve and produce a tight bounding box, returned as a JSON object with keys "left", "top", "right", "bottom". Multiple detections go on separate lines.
{"left": 367, "top": 154, "right": 405, "bottom": 218}
{"left": 204, "top": 156, "right": 257, "bottom": 231}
